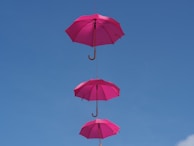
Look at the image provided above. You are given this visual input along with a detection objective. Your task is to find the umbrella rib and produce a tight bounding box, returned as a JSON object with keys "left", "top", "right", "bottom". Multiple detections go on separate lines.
{"left": 99, "top": 85, "right": 107, "bottom": 100}
{"left": 88, "top": 85, "right": 94, "bottom": 100}
{"left": 102, "top": 123, "right": 118, "bottom": 138}
{"left": 101, "top": 23, "right": 115, "bottom": 44}
{"left": 88, "top": 125, "right": 94, "bottom": 138}
{"left": 96, "top": 84, "right": 98, "bottom": 100}
{"left": 98, "top": 123, "right": 118, "bottom": 139}
{"left": 98, "top": 123, "right": 103, "bottom": 138}
{"left": 87, "top": 84, "right": 98, "bottom": 101}
{"left": 73, "top": 20, "right": 94, "bottom": 45}
{"left": 78, "top": 84, "right": 92, "bottom": 100}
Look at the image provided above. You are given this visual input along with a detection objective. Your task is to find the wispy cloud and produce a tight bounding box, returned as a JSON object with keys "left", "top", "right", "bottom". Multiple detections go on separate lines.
{"left": 177, "top": 135, "right": 194, "bottom": 146}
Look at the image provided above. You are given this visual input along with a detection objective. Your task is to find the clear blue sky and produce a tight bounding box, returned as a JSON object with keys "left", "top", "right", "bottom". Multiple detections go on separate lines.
{"left": 0, "top": 0, "right": 194, "bottom": 146}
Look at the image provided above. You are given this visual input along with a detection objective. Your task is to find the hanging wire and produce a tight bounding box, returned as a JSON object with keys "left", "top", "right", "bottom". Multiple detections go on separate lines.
{"left": 99, "top": 139, "right": 102, "bottom": 146}
{"left": 93, "top": 0, "right": 97, "bottom": 13}
{"left": 95, "top": 50, "right": 98, "bottom": 78}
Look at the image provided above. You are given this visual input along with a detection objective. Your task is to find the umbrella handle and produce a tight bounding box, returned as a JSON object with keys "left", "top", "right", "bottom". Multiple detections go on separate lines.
{"left": 92, "top": 112, "right": 98, "bottom": 117}
{"left": 88, "top": 47, "right": 96, "bottom": 60}
{"left": 92, "top": 100, "right": 98, "bottom": 117}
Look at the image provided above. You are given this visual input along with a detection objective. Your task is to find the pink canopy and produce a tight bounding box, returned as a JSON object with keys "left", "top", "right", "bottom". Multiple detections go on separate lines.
{"left": 65, "top": 13, "right": 124, "bottom": 60}
{"left": 66, "top": 13, "right": 124, "bottom": 47}
{"left": 74, "top": 79, "right": 120, "bottom": 101}
{"left": 80, "top": 119, "right": 120, "bottom": 139}
{"left": 74, "top": 79, "right": 120, "bottom": 117}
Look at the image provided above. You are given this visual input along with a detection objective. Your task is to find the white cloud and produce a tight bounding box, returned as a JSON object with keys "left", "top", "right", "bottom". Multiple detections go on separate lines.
{"left": 177, "top": 134, "right": 194, "bottom": 146}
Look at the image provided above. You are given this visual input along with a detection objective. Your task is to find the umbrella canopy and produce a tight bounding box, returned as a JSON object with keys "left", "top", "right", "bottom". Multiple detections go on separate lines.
{"left": 66, "top": 13, "right": 124, "bottom": 47}
{"left": 74, "top": 79, "right": 120, "bottom": 101}
{"left": 65, "top": 13, "right": 124, "bottom": 60}
{"left": 74, "top": 79, "right": 120, "bottom": 117}
{"left": 80, "top": 119, "right": 120, "bottom": 139}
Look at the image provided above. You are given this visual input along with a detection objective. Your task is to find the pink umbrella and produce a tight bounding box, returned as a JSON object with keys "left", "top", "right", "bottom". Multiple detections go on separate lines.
{"left": 80, "top": 119, "right": 120, "bottom": 146}
{"left": 65, "top": 13, "right": 124, "bottom": 60}
{"left": 74, "top": 79, "right": 120, "bottom": 117}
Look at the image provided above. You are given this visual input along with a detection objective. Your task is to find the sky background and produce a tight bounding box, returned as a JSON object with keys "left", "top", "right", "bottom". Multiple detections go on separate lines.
{"left": 0, "top": 0, "right": 194, "bottom": 146}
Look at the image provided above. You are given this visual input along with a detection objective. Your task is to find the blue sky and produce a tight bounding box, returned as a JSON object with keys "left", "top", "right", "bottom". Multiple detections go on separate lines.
{"left": 0, "top": 0, "right": 194, "bottom": 146}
